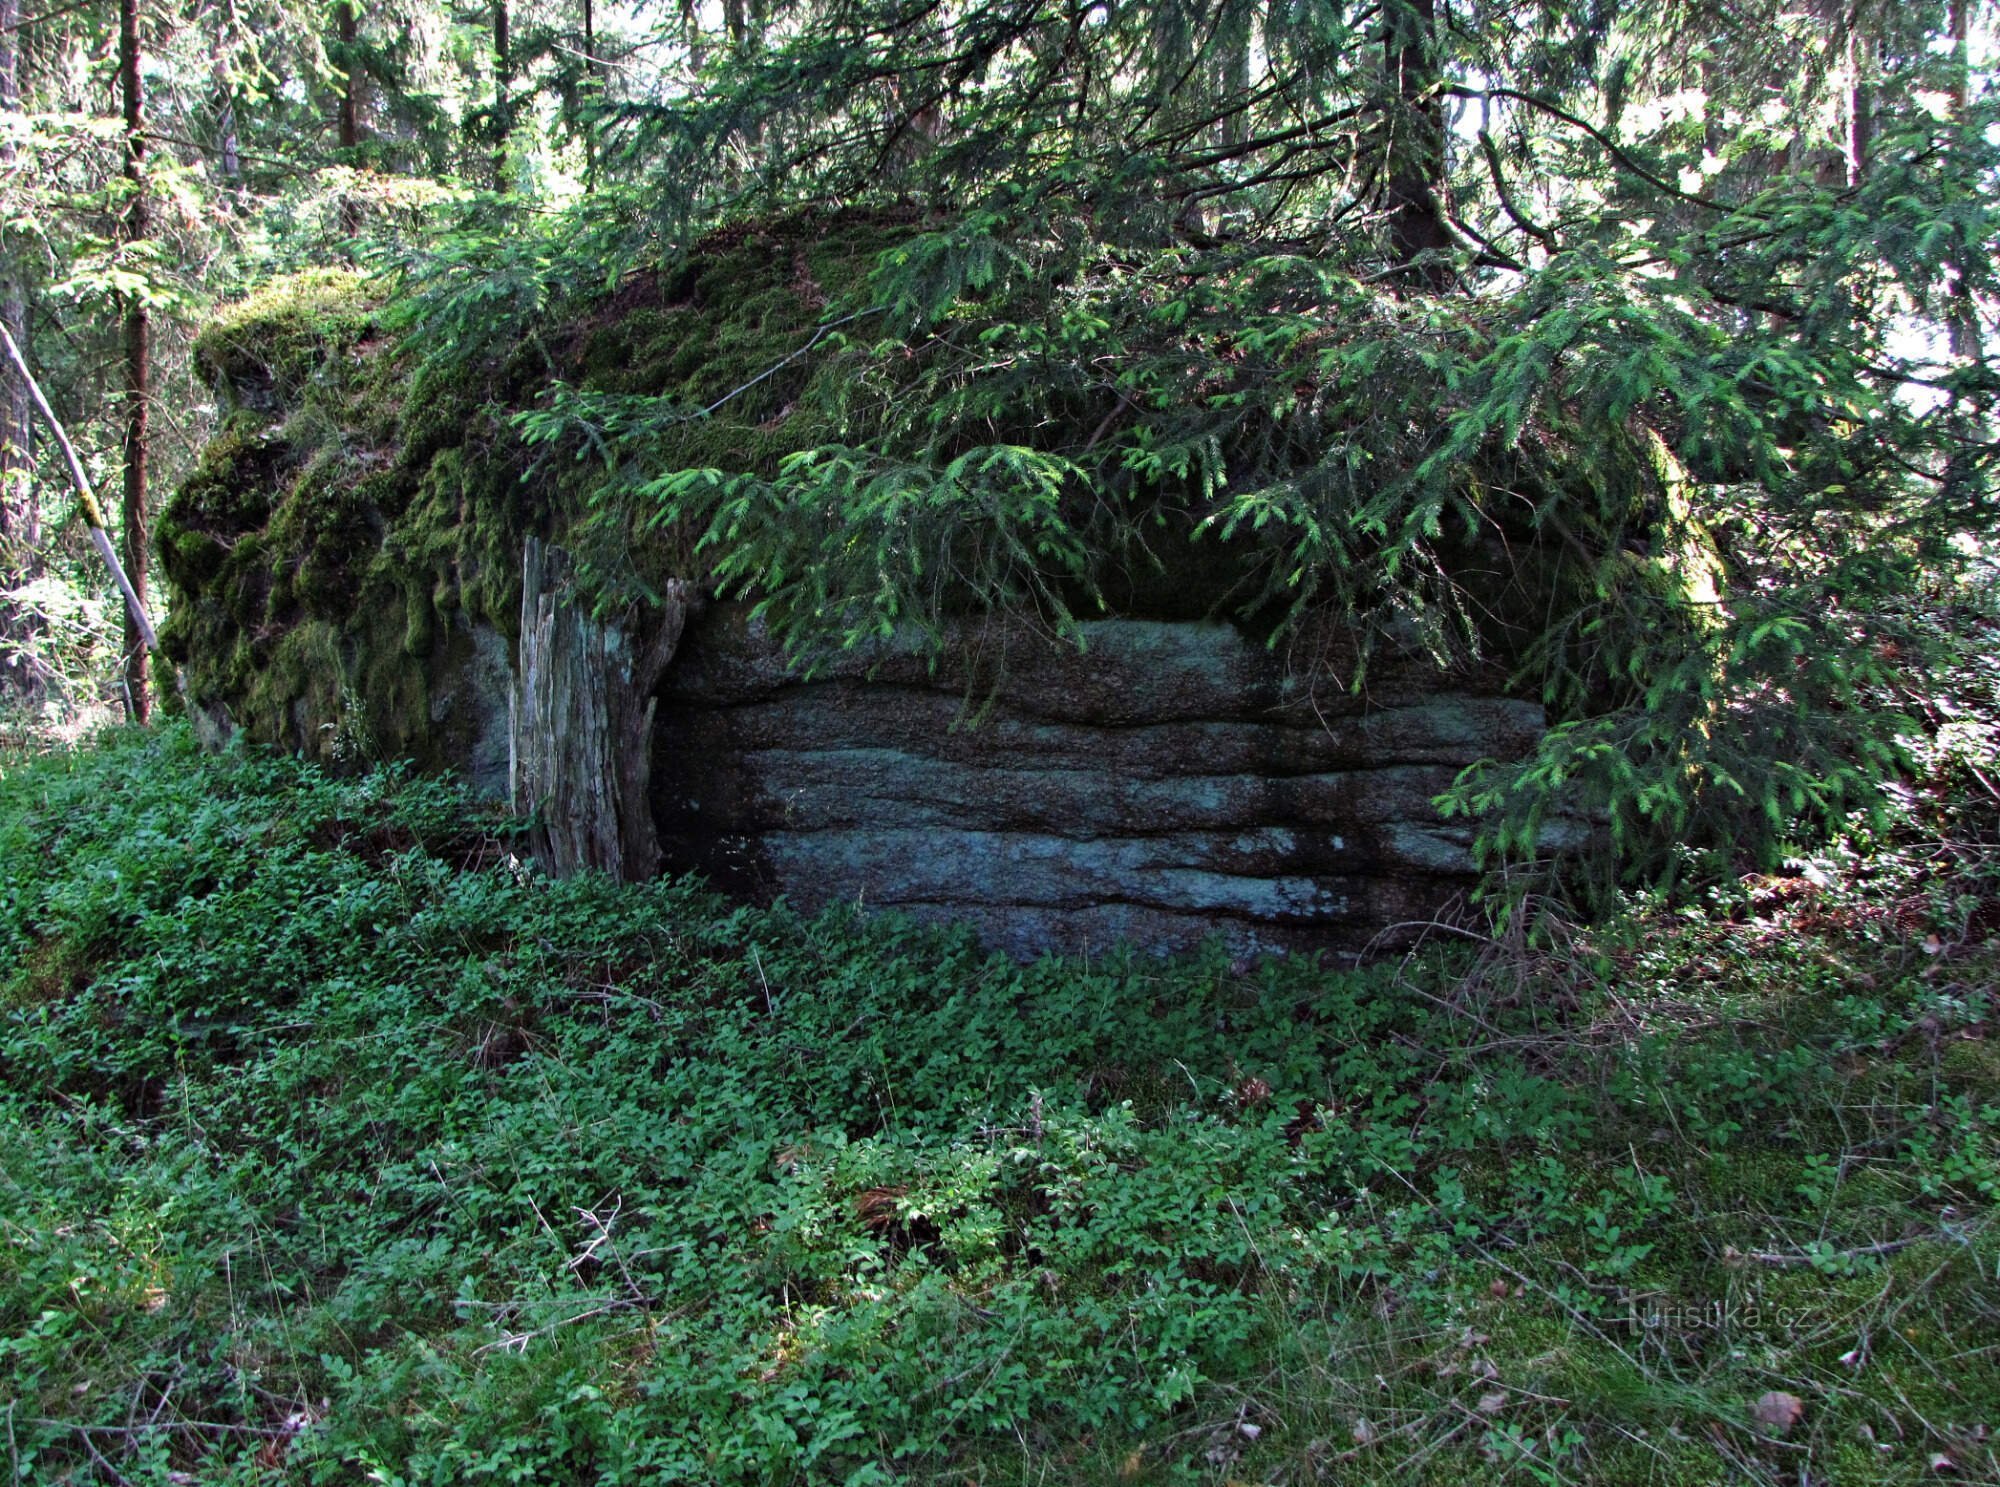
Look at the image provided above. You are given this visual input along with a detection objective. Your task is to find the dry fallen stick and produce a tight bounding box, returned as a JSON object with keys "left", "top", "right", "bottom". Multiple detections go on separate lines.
{"left": 1740, "top": 1237, "right": 1921, "bottom": 1268}
{"left": 34, "top": 1418, "right": 294, "bottom": 1439}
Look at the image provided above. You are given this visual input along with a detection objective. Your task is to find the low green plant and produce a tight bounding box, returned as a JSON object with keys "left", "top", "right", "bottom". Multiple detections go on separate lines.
{"left": 2, "top": 724, "right": 1998, "bottom": 1484}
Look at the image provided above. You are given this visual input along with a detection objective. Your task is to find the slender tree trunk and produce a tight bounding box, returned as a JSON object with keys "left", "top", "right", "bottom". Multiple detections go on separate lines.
{"left": 0, "top": 0, "right": 31, "bottom": 558}
{"left": 338, "top": 0, "right": 361, "bottom": 152}
{"left": 212, "top": 0, "right": 243, "bottom": 211}
{"left": 1147, "top": 4, "right": 1206, "bottom": 239}
{"left": 119, "top": 0, "right": 150, "bottom": 722}
{"left": 216, "top": 91, "right": 241, "bottom": 182}
{"left": 1382, "top": 0, "right": 1452, "bottom": 290}
{"left": 1947, "top": 0, "right": 1969, "bottom": 115}
{"left": 681, "top": 0, "right": 706, "bottom": 73}
{"left": 1843, "top": 20, "right": 1870, "bottom": 187}
{"left": 1944, "top": 0, "right": 1979, "bottom": 358}
{"left": 722, "top": 0, "right": 763, "bottom": 167}
{"left": 1218, "top": 5, "right": 1252, "bottom": 153}
{"left": 581, "top": 0, "right": 600, "bottom": 188}
{"left": 336, "top": 0, "right": 362, "bottom": 237}
{"left": 0, "top": 0, "right": 36, "bottom": 699}
{"left": 493, "top": 0, "right": 511, "bottom": 190}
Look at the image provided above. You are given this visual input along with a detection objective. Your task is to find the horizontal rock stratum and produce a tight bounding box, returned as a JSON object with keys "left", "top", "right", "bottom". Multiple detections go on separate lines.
{"left": 652, "top": 607, "right": 1552, "bottom": 956}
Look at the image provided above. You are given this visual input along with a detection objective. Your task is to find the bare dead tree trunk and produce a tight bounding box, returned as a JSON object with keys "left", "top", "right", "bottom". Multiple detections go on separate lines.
{"left": 216, "top": 88, "right": 241, "bottom": 182}
{"left": 210, "top": 0, "right": 244, "bottom": 216}
{"left": 119, "top": 0, "right": 151, "bottom": 722}
{"left": 511, "top": 539, "right": 692, "bottom": 881}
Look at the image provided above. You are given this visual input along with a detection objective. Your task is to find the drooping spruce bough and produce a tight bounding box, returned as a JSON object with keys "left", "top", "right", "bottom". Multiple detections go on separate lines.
{"left": 160, "top": 0, "right": 1998, "bottom": 900}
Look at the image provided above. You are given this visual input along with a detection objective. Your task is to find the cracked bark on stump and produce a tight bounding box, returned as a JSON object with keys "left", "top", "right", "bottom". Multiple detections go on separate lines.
{"left": 511, "top": 537, "right": 689, "bottom": 880}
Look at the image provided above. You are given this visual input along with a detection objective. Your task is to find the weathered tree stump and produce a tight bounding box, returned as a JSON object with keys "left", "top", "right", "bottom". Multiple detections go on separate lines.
{"left": 511, "top": 537, "right": 690, "bottom": 880}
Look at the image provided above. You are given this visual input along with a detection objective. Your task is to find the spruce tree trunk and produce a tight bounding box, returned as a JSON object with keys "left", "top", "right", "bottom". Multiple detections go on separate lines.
{"left": 681, "top": 0, "right": 706, "bottom": 73}
{"left": 511, "top": 539, "right": 692, "bottom": 881}
{"left": 1219, "top": 9, "right": 1252, "bottom": 153}
{"left": 581, "top": 0, "right": 600, "bottom": 187}
{"left": 1947, "top": 0, "right": 1969, "bottom": 115}
{"left": 1946, "top": 0, "right": 1978, "bottom": 357}
{"left": 338, "top": 0, "right": 361, "bottom": 151}
{"left": 1843, "top": 23, "right": 1870, "bottom": 187}
{"left": 493, "top": 0, "right": 510, "bottom": 190}
{"left": 336, "top": 0, "right": 362, "bottom": 237}
{"left": 119, "top": 0, "right": 150, "bottom": 722}
{"left": 1382, "top": 0, "right": 1452, "bottom": 290}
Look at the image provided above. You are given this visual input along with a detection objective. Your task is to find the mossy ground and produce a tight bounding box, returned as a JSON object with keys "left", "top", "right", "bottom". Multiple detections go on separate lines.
{"left": 2, "top": 724, "right": 1996, "bottom": 1485}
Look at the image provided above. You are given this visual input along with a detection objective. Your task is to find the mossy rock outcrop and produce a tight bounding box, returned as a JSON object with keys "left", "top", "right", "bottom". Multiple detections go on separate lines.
{"left": 161, "top": 212, "right": 1706, "bottom": 950}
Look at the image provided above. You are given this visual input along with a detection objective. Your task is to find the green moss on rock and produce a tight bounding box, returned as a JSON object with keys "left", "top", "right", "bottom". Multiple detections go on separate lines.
{"left": 158, "top": 429, "right": 281, "bottom": 592}
{"left": 164, "top": 220, "right": 908, "bottom": 771}
{"left": 192, "top": 269, "right": 379, "bottom": 416}
{"left": 240, "top": 620, "right": 347, "bottom": 760}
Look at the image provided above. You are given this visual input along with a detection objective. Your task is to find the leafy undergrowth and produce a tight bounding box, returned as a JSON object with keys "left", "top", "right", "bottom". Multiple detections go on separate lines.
{"left": 2, "top": 727, "right": 1997, "bottom": 1486}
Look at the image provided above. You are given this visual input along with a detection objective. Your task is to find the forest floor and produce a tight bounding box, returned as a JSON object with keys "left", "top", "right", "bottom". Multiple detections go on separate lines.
{"left": 2, "top": 724, "right": 1997, "bottom": 1486}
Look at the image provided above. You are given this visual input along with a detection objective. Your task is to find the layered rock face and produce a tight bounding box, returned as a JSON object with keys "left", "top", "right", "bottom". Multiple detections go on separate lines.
{"left": 158, "top": 250, "right": 1594, "bottom": 958}
{"left": 653, "top": 606, "right": 1544, "bottom": 956}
